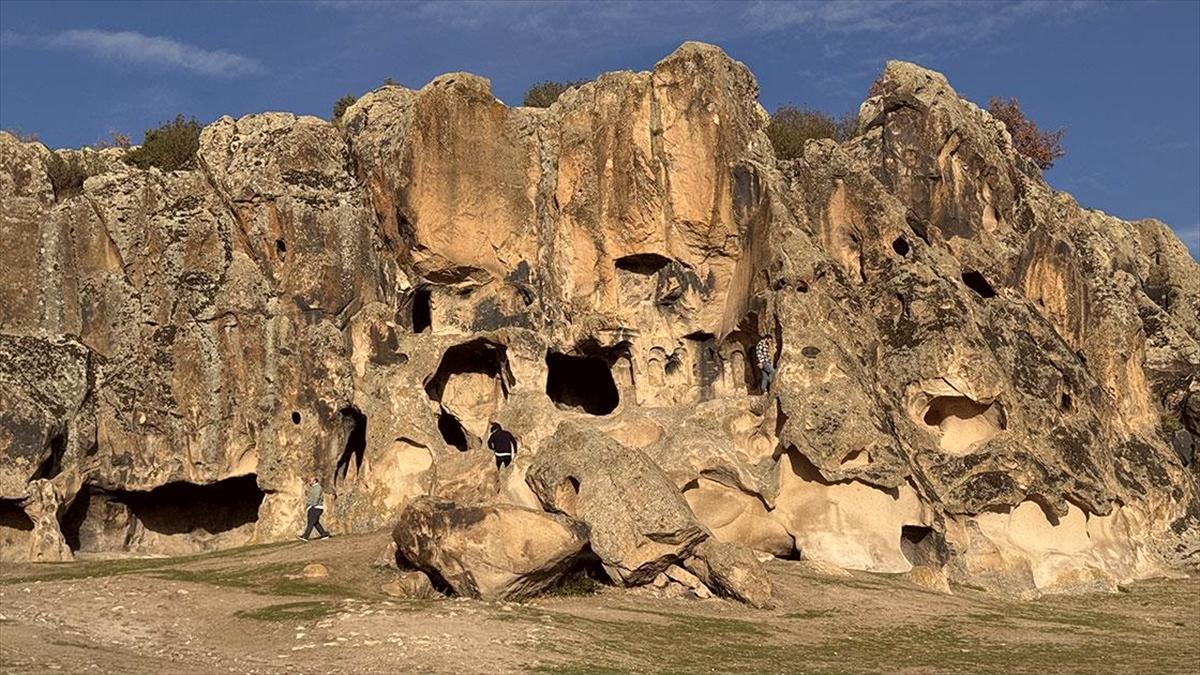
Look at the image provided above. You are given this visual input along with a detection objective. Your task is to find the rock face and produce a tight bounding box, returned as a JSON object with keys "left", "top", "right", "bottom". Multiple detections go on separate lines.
{"left": 392, "top": 497, "right": 590, "bottom": 600}
{"left": 1, "top": 42, "right": 1197, "bottom": 597}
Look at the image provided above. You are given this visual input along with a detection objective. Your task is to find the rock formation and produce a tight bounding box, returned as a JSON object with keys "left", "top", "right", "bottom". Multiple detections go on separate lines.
{"left": 1, "top": 42, "right": 1197, "bottom": 599}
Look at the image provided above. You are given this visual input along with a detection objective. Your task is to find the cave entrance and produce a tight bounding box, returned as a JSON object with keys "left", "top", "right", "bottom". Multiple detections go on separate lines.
{"left": 685, "top": 331, "right": 720, "bottom": 401}
{"left": 545, "top": 348, "right": 620, "bottom": 415}
{"left": 31, "top": 430, "right": 66, "bottom": 481}
{"left": 961, "top": 270, "right": 996, "bottom": 299}
{"left": 335, "top": 407, "right": 367, "bottom": 484}
{"left": 412, "top": 288, "right": 432, "bottom": 333}
{"left": 900, "top": 525, "right": 947, "bottom": 567}
{"left": 922, "top": 396, "right": 1004, "bottom": 454}
{"left": 121, "top": 475, "right": 264, "bottom": 537}
{"left": 437, "top": 410, "right": 469, "bottom": 452}
{"left": 424, "top": 339, "right": 512, "bottom": 402}
{"left": 0, "top": 499, "right": 33, "bottom": 532}
{"left": 425, "top": 339, "right": 512, "bottom": 451}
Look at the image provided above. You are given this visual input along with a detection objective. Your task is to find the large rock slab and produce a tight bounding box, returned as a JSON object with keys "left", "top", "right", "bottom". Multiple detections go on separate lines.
{"left": 392, "top": 496, "right": 590, "bottom": 600}
{"left": 526, "top": 421, "right": 708, "bottom": 585}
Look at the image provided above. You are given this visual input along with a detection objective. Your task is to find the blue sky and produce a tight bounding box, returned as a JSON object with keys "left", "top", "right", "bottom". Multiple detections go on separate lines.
{"left": 1, "top": 0, "right": 1197, "bottom": 257}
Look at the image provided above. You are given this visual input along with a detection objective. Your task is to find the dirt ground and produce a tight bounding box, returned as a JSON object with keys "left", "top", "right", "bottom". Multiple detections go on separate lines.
{"left": 1, "top": 531, "right": 1196, "bottom": 674}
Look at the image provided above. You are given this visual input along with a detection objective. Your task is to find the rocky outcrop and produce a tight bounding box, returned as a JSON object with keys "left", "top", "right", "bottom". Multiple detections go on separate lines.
{"left": 1, "top": 42, "right": 1196, "bottom": 598}
{"left": 392, "top": 497, "right": 590, "bottom": 600}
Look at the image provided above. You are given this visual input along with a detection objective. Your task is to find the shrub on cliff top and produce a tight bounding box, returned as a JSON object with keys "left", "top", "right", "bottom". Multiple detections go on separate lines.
{"left": 332, "top": 93, "right": 357, "bottom": 123}
{"left": 766, "top": 106, "right": 857, "bottom": 161}
{"left": 46, "top": 151, "right": 86, "bottom": 200}
{"left": 522, "top": 80, "right": 586, "bottom": 108}
{"left": 988, "top": 97, "right": 1065, "bottom": 170}
{"left": 125, "top": 115, "right": 202, "bottom": 171}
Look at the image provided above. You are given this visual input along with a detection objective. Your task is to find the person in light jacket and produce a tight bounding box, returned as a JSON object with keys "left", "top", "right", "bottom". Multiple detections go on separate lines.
{"left": 298, "top": 476, "right": 331, "bottom": 541}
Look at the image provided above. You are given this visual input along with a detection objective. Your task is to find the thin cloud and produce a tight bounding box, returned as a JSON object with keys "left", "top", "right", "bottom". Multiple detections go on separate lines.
{"left": 0, "top": 29, "right": 265, "bottom": 77}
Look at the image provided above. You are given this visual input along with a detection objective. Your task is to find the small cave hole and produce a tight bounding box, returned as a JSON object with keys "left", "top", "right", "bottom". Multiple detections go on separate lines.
{"left": 291, "top": 411, "right": 301, "bottom": 425}
{"left": 1060, "top": 393, "right": 1073, "bottom": 411}
{"left": 412, "top": 288, "right": 432, "bottom": 333}
{"left": 961, "top": 270, "right": 996, "bottom": 299}
{"left": 335, "top": 406, "right": 367, "bottom": 484}
{"left": 892, "top": 236, "right": 910, "bottom": 257}
{"left": 275, "top": 239, "right": 287, "bottom": 259}
{"left": 424, "top": 339, "right": 512, "bottom": 403}
{"left": 0, "top": 499, "right": 34, "bottom": 533}
{"left": 900, "top": 525, "right": 947, "bottom": 567}
{"left": 437, "top": 410, "right": 469, "bottom": 452}
{"left": 555, "top": 476, "right": 581, "bottom": 518}
{"left": 922, "top": 396, "right": 1004, "bottom": 454}
{"left": 545, "top": 350, "right": 619, "bottom": 415}
{"left": 31, "top": 431, "right": 66, "bottom": 481}
{"left": 614, "top": 253, "right": 671, "bottom": 276}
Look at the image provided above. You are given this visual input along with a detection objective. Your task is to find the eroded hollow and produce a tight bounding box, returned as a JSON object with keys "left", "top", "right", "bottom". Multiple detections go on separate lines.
{"left": 335, "top": 406, "right": 367, "bottom": 484}
{"left": 0, "top": 499, "right": 33, "bottom": 532}
{"left": 437, "top": 410, "right": 468, "bottom": 452}
{"left": 545, "top": 350, "right": 619, "bottom": 415}
{"left": 900, "top": 525, "right": 947, "bottom": 567}
{"left": 32, "top": 431, "right": 66, "bottom": 481}
{"left": 892, "top": 236, "right": 910, "bottom": 257}
{"left": 614, "top": 253, "right": 671, "bottom": 276}
{"left": 922, "top": 396, "right": 1004, "bottom": 454}
{"left": 412, "top": 288, "right": 432, "bottom": 333}
{"left": 961, "top": 270, "right": 997, "bottom": 299}
{"left": 425, "top": 339, "right": 511, "bottom": 450}
{"left": 424, "top": 339, "right": 511, "bottom": 403}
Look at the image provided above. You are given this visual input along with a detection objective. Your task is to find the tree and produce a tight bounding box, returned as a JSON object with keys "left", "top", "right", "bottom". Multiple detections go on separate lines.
{"left": 988, "top": 97, "right": 1065, "bottom": 170}
{"left": 124, "top": 115, "right": 203, "bottom": 171}
{"left": 522, "top": 80, "right": 586, "bottom": 108}
{"left": 45, "top": 151, "right": 85, "bottom": 200}
{"left": 765, "top": 106, "right": 858, "bottom": 161}
{"left": 332, "top": 93, "right": 357, "bottom": 123}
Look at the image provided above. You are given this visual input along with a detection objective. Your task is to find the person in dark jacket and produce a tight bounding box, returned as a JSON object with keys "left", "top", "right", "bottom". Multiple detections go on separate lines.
{"left": 487, "top": 422, "right": 517, "bottom": 469}
{"left": 298, "top": 476, "right": 331, "bottom": 541}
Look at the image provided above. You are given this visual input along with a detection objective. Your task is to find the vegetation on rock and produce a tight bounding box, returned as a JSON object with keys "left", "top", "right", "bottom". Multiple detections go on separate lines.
{"left": 125, "top": 115, "right": 203, "bottom": 171}
{"left": 332, "top": 93, "right": 357, "bottom": 123}
{"left": 522, "top": 79, "right": 587, "bottom": 107}
{"left": 988, "top": 97, "right": 1065, "bottom": 169}
{"left": 45, "top": 151, "right": 85, "bottom": 200}
{"left": 766, "top": 106, "right": 857, "bottom": 160}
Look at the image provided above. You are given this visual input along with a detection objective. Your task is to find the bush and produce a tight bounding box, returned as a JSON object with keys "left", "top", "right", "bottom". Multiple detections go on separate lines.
{"left": 765, "top": 106, "right": 858, "bottom": 160}
{"left": 45, "top": 151, "right": 86, "bottom": 200}
{"left": 332, "top": 94, "right": 357, "bottom": 123}
{"left": 988, "top": 97, "right": 1065, "bottom": 170}
{"left": 3, "top": 128, "right": 39, "bottom": 143}
{"left": 125, "top": 115, "right": 203, "bottom": 171}
{"left": 522, "top": 80, "right": 586, "bottom": 108}
{"left": 91, "top": 130, "right": 132, "bottom": 150}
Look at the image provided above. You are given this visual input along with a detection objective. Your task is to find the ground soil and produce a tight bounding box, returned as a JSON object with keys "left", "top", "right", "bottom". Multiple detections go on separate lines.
{"left": 1, "top": 531, "right": 1196, "bottom": 674}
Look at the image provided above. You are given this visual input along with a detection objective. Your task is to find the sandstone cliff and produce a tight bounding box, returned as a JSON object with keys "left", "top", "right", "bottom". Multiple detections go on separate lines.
{"left": 1, "top": 43, "right": 1197, "bottom": 596}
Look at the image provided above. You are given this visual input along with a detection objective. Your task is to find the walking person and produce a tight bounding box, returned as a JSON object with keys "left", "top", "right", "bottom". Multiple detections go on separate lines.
{"left": 487, "top": 422, "right": 517, "bottom": 469}
{"left": 756, "top": 335, "right": 777, "bottom": 393}
{"left": 298, "top": 476, "right": 331, "bottom": 541}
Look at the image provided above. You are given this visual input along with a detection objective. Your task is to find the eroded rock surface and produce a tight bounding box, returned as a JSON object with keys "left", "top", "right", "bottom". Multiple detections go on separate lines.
{"left": 1, "top": 42, "right": 1197, "bottom": 598}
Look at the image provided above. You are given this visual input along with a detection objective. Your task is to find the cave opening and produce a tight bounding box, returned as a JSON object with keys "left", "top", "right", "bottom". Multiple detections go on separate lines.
{"left": 545, "top": 350, "right": 620, "bottom": 415}
{"left": 900, "top": 525, "right": 948, "bottom": 567}
{"left": 892, "top": 236, "right": 910, "bottom": 257}
{"left": 685, "top": 331, "right": 721, "bottom": 398}
{"left": 122, "top": 475, "right": 264, "bottom": 536}
{"left": 922, "top": 396, "right": 1004, "bottom": 454}
{"left": 0, "top": 499, "right": 33, "bottom": 532}
{"left": 275, "top": 239, "right": 287, "bottom": 259}
{"left": 1060, "top": 393, "right": 1073, "bottom": 411}
{"left": 412, "top": 288, "right": 432, "bottom": 333}
{"left": 614, "top": 253, "right": 671, "bottom": 276}
{"left": 335, "top": 406, "right": 367, "bottom": 484}
{"left": 291, "top": 411, "right": 302, "bottom": 425}
{"left": 32, "top": 431, "right": 66, "bottom": 481}
{"left": 424, "top": 339, "right": 512, "bottom": 403}
{"left": 437, "top": 410, "right": 469, "bottom": 452}
{"left": 961, "top": 270, "right": 997, "bottom": 299}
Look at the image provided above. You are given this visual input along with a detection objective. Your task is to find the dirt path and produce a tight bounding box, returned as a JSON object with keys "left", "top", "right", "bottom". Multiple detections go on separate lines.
{"left": 2, "top": 532, "right": 1196, "bottom": 674}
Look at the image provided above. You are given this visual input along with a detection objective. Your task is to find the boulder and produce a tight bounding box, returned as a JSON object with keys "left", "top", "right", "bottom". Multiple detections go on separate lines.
{"left": 392, "top": 496, "right": 591, "bottom": 600}
{"left": 526, "top": 421, "right": 708, "bottom": 586}
{"left": 381, "top": 570, "right": 436, "bottom": 599}
{"left": 684, "top": 539, "right": 774, "bottom": 609}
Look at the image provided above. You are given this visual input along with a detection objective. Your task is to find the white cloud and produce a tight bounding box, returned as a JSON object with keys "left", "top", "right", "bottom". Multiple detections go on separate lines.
{"left": 0, "top": 29, "right": 265, "bottom": 77}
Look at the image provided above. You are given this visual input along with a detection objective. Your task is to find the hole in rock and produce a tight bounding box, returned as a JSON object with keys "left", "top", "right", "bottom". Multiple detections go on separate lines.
{"left": 291, "top": 411, "right": 301, "bottom": 425}
{"left": 424, "top": 339, "right": 511, "bottom": 403}
{"left": 614, "top": 253, "right": 671, "bottom": 276}
{"left": 412, "top": 288, "right": 432, "bottom": 333}
{"left": 545, "top": 350, "right": 619, "bottom": 415}
{"left": 120, "top": 475, "right": 264, "bottom": 537}
{"left": 685, "top": 332, "right": 721, "bottom": 397}
{"left": 275, "top": 239, "right": 286, "bottom": 259}
{"left": 1060, "top": 393, "right": 1073, "bottom": 411}
{"left": 892, "top": 236, "right": 910, "bottom": 257}
{"left": 0, "top": 499, "right": 33, "bottom": 533}
{"left": 335, "top": 407, "right": 367, "bottom": 484}
{"left": 555, "top": 477, "right": 581, "bottom": 518}
{"left": 961, "top": 270, "right": 996, "bottom": 299}
{"left": 900, "top": 525, "right": 947, "bottom": 567}
{"left": 437, "top": 410, "right": 469, "bottom": 452}
{"left": 922, "top": 396, "right": 1004, "bottom": 454}
{"left": 32, "top": 431, "right": 66, "bottom": 481}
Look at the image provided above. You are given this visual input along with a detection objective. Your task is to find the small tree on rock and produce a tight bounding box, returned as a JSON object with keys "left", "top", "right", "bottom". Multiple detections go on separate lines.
{"left": 522, "top": 80, "right": 586, "bottom": 108}
{"left": 125, "top": 115, "right": 203, "bottom": 171}
{"left": 45, "top": 151, "right": 86, "bottom": 200}
{"left": 332, "top": 94, "right": 357, "bottom": 123}
{"left": 766, "top": 106, "right": 857, "bottom": 161}
{"left": 988, "top": 97, "right": 1065, "bottom": 170}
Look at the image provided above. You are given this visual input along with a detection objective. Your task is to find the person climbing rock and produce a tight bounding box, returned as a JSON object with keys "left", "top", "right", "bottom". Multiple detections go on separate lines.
{"left": 756, "top": 335, "right": 777, "bottom": 393}
{"left": 487, "top": 422, "right": 517, "bottom": 469}
{"left": 298, "top": 476, "right": 331, "bottom": 541}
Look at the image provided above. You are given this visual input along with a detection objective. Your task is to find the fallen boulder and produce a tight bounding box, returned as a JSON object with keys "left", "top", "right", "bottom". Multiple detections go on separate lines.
{"left": 526, "top": 421, "right": 708, "bottom": 586}
{"left": 392, "top": 496, "right": 591, "bottom": 601}
{"left": 684, "top": 539, "right": 775, "bottom": 609}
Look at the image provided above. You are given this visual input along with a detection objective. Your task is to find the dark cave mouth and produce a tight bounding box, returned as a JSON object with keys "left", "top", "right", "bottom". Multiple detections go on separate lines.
{"left": 545, "top": 350, "right": 620, "bottom": 415}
